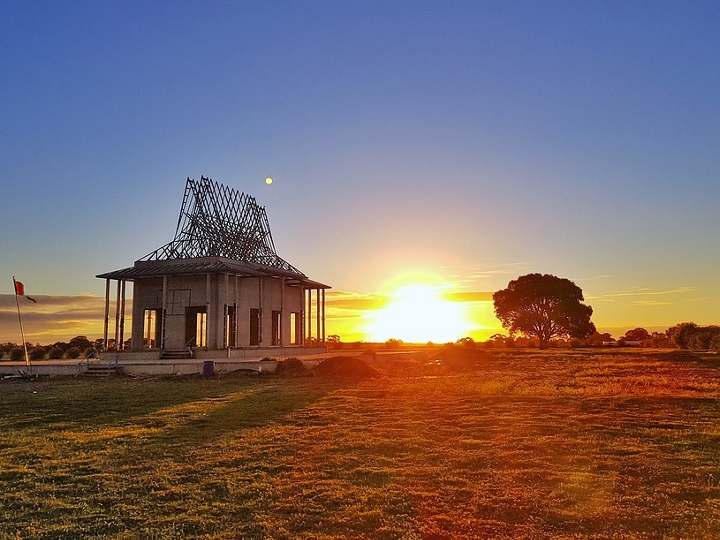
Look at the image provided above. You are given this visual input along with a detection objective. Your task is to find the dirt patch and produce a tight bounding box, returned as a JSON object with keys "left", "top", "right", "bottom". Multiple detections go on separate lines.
{"left": 313, "top": 356, "right": 380, "bottom": 379}
{"left": 274, "top": 357, "right": 310, "bottom": 377}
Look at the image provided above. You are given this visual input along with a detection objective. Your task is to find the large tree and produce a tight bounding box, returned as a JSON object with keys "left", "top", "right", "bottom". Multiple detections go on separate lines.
{"left": 493, "top": 273, "right": 595, "bottom": 349}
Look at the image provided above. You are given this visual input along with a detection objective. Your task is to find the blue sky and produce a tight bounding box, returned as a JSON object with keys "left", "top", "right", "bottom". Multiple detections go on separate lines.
{"left": 1, "top": 1, "right": 719, "bottom": 343}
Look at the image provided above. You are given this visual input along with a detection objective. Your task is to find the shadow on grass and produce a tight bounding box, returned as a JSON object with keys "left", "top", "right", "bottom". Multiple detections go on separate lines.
{"left": 0, "top": 376, "right": 346, "bottom": 438}
{"left": 1, "top": 376, "right": 358, "bottom": 539}
{"left": 134, "top": 380, "right": 349, "bottom": 456}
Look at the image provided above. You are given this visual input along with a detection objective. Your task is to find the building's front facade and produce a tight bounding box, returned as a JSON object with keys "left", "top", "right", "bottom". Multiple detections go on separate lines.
{"left": 97, "top": 177, "right": 329, "bottom": 358}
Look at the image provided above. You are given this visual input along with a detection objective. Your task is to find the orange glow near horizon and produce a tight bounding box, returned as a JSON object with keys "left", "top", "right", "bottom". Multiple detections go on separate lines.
{"left": 363, "top": 284, "right": 475, "bottom": 343}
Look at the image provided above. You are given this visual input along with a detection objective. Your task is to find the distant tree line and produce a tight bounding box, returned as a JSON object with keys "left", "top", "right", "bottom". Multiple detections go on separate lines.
{"left": 2, "top": 321, "right": 720, "bottom": 362}
{"left": 455, "top": 323, "right": 719, "bottom": 351}
{"left": 312, "top": 324, "right": 720, "bottom": 353}
{"left": 487, "top": 273, "right": 720, "bottom": 351}
{"left": 0, "top": 336, "right": 103, "bottom": 362}
{"left": 665, "top": 322, "right": 720, "bottom": 351}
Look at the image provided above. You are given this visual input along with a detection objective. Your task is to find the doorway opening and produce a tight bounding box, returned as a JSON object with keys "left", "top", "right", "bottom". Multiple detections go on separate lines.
{"left": 185, "top": 306, "right": 207, "bottom": 348}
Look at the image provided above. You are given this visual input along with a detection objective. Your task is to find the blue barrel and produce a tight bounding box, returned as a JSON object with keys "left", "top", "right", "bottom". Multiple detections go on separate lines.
{"left": 203, "top": 360, "right": 215, "bottom": 378}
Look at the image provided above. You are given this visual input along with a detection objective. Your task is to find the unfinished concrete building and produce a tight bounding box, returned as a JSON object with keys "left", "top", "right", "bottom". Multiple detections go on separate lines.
{"left": 97, "top": 176, "right": 329, "bottom": 359}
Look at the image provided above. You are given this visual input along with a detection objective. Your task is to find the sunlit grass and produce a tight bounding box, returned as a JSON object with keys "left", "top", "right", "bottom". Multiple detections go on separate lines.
{"left": 2, "top": 351, "right": 720, "bottom": 538}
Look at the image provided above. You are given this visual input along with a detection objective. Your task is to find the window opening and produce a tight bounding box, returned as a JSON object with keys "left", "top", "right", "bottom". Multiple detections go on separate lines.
{"left": 250, "top": 308, "right": 261, "bottom": 346}
{"left": 272, "top": 310, "right": 281, "bottom": 346}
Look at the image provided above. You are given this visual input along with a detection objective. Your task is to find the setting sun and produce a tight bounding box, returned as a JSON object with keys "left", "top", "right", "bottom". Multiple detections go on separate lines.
{"left": 364, "top": 284, "right": 473, "bottom": 343}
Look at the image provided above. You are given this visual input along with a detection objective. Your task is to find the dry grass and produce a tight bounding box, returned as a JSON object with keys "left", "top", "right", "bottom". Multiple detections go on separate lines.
{"left": 2, "top": 350, "right": 720, "bottom": 538}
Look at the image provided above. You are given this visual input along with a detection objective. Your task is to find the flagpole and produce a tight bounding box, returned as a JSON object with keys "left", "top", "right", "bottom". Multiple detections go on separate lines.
{"left": 12, "top": 277, "right": 31, "bottom": 373}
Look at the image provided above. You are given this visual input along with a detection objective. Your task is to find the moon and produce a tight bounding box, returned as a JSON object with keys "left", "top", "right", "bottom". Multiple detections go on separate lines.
{"left": 265, "top": 177, "right": 273, "bottom": 185}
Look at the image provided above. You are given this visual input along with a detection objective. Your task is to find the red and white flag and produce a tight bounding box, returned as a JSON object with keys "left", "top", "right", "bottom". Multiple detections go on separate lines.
{"left": 13, "top": 279, "right": 37, "bottom": 303}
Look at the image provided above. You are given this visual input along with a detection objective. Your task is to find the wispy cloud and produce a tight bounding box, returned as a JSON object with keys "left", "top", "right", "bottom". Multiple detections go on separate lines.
{"left": 0, "top": 294, "right": 116, "bottom": 343}
{"left": 441, "top": 291, "right": 494, "bottom": 302}
{"left": 325, "top": 291, "right": 391, "bottom": 314}
{"left": 587, "top": 286, "right": 699, "bottom": 303}
{"left": 0, "top": 294, "right": 107, "bottom": 310}
{"left": 576, "top": 275, "right": 611, "bottom": 282}
{"left": 444, "top": 262, "right": 534, "bottom": 286}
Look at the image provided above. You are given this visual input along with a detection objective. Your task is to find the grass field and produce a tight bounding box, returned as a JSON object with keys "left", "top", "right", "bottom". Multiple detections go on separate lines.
{"left": 2, "top": 349, "right": 720, "bottom": 539}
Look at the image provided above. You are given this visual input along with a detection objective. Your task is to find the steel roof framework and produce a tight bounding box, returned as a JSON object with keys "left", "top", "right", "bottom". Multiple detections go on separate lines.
{"left": 141, "top": 176, "right": 302, "bottom": 274}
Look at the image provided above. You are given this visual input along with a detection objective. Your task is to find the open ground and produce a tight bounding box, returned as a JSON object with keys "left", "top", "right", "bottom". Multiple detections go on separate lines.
{"left": 2, "top": 349, "right": 720, "bottom": 539}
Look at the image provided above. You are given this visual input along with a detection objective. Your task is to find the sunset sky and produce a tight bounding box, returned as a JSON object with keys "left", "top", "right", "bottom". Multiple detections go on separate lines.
{"left": 2, "top": 1, "right": 719, "bottom": 345}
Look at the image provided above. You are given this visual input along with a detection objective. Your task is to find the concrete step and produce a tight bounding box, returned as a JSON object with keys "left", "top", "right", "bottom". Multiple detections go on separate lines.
{"left": 85, "top": 364, "right": 122, "bottom": 376}
{"left": 160, "top": 350, "right": 192, "bottom": 360}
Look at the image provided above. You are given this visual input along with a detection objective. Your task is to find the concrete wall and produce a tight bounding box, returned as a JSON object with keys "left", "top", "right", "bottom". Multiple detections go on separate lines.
{"left": 131, "top": 274, "right": 305, "bottom": 352}
{"left": 108, "top": 359, "right": 280, "bottom": 376}
{"left": 99, "top": 346, "right": 326, "bottom": 361}
{"left": 0, "top": 361, "right": 88, "bottom": 377}
{"left": 192, "top": 345, "right": 325, "bottom": 360}
{"left": 0, "top": 359, "right": 277, "bottom": 377}
{"left": 0, "top": 348, "right": 329, "bottom": 377}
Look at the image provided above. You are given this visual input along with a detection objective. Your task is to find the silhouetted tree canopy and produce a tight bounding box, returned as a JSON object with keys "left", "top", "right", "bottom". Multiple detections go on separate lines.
{"left": 29, "top": 347, "right": 46, "bottom": 361}
{"left": 622, "top": 328, "right": 650, "bottom": 342}
{"left": 585, "top": 331, "right": 614, "bottom": 346}
{"left": 69, "top": 335, "right": 92, "bottom": 352}
{"left": 666, "top": 322, "right": 720, "bottom": 350}
{"left": 666, "top": 322, "right": 699, "bottom": 349}
{"left": 493, "top": 273, "right": 596, "bottom": 349}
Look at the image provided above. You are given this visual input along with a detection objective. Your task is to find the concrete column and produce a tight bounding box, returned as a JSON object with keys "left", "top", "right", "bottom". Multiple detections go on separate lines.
{"left": 280, "top": 277, "right": 285, "bottom": 345}
{"left": 114, "top": 280, "right": 121, "bottom": 349}
{"left": 206, "top": 273, "right": 213, "bottom": 348}
{"left": 321, "top": 288, "right": 326, "bottom": 342}
{"left": 259, "top": 277, "right": 264, "bottom": 345}
{"left": 316, "top": 288, "right": 320, "bottom": 345}
{"left": 235, "top": 274, "right": 240, "bottom": 347}
{"left": 119, "top": 280, "right": 126, "bottom": 350}
{"left": 222, "top": 274, "right": 230, "bottom": 349}
{"left": 300, "top": 286, "right": 305, "bottom": 346}
{"left": 307, "top": 288, "right": 312, "bottom": 343}
{"left": 161, "top": 275, "right": 168, "bottom": 350}
{"left": 103, "top": 279, "right": 110, "bottom": 350}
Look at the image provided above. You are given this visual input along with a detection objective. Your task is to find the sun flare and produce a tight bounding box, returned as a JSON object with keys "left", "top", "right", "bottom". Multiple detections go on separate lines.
{"left": 365, "top": 284, "right": 472, "bottom": 343}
